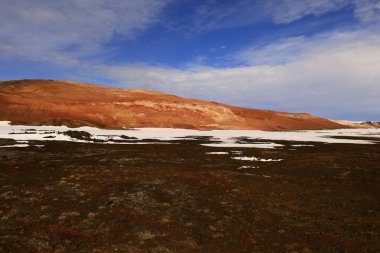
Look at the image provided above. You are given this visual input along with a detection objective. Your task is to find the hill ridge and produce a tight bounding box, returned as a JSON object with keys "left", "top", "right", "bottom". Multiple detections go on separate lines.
{"left": 0, "top": 79, "right": 348, "bottom": 130}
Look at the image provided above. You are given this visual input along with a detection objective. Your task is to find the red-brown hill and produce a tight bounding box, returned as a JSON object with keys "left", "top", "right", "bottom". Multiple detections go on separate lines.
{"left": 0, "top": 79, "right": 349, "bottom": 130}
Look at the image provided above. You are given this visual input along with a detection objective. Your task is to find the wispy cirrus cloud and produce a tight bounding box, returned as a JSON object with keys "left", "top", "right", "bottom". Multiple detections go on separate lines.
{"left": 267, "top": 0, "right": 350, "bottom": 24}
{"left": 191, "top": 0, "right": 379, "bottom": 31}
{"left": 233, "top": 28, "right": 379, "bottom": 65}
{"left": 0, "top": 0, "right": 169, "bottom": 64}
{"left": 354, "top": 0, "right": 380, "bottom": 23}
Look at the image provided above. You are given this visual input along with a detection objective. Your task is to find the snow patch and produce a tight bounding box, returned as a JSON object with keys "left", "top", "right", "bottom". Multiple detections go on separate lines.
{"left": 237, "top": 165, "right": 257, "bottom": 170}
{"left": 202, "top": 143, "right": 283, "bottom": 149}
{"left": 0, "top": 144, "right": 30, "bottom": 148}
{"left": 232, "top": 156, "right": 283, "bottom": 162}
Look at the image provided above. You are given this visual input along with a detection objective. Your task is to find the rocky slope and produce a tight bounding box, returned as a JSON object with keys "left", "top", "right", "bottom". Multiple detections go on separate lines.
{"left": 0, "top": 79, "right": 349, "bottom": 130}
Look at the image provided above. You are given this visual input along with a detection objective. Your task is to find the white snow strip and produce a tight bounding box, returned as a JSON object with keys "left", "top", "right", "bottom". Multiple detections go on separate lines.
{"left": 232, "top": 156, "right": 259, "bottom": 161}
{"left": 1, "top": 121, "right": 379, "bottom": 147}
{"left": 103, "top": 142, "right": 175, "bottom": 145}
{"left": 292, "top": 144, "right": 314, "bottom": 147}
{"left": 232, "top": 156, "right": 283, "bottom": 162}
{"left": 237, "top": 165, "right": 257, "bottom": 170}
{"left": 205, "top": 152, "right": 229, "bottom": 155}
{"left": 0, "top": 144, "right": 30, "bottom": 148}
{"left": 201, "top": 143, "right": 283, "bottom": 148}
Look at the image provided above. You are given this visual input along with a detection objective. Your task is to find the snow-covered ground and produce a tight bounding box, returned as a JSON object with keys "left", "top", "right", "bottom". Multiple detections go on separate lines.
{"left": 0, "top": 121, "right": 379, "bottom": 148}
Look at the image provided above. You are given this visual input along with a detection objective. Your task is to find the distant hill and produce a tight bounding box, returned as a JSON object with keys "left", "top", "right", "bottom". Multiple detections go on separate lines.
{"left": 0, "top": 79, "right": 352, "bottom": 130}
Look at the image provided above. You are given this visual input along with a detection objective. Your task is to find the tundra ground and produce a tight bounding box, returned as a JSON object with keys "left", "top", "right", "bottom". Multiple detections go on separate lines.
{"left": 0, "top": 137, "right": 379, "bottom": 252}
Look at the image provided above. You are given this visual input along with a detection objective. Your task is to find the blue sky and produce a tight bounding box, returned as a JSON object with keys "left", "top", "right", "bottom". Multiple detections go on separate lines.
{"left": 1, "top": 0, "right": 380, "bottom": 120}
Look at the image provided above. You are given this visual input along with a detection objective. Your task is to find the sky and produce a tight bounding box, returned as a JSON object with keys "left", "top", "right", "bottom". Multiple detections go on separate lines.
{"left": 0, "top": 0, "right": 380, "bottom": 121}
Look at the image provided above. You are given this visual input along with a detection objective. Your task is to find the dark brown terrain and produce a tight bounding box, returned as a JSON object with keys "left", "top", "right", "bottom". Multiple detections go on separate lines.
{"left": 0, "top": 136, "right": 379, "bottom": 252}
{"left": 0, "top": 79, "right": 350, "bottom": 130}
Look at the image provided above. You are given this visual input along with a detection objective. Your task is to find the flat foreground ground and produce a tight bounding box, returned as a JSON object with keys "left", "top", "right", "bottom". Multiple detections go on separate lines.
{"left": 0, "top": 137, "right": 379, "bottom": 252}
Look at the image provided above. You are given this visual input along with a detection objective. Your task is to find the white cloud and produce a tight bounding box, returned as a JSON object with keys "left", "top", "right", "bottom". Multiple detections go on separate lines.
{"left": 234, "top": 36, "right": 308, "bottom": 65}
{"left": 233, "top": 29, "right": 379, "bottom": 65}
{"left": 268, "top": 0, "right": 349, "bottom": 24}
{"left": 354, "top": 0, "right": 380, "bottom": 23}
{"left": 102, "top": 31, "right": 380, "bottom": 120}
{"left": 191, "top": 0, "right": 380, "bottom": 31}
{"left": 0, "top": 0, "right": 169, "bottom": 63}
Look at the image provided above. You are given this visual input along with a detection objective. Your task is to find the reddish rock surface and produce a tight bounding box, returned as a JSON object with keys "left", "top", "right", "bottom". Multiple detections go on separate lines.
{"left": 0, "top": 79, "right": 348, "bottom": 130}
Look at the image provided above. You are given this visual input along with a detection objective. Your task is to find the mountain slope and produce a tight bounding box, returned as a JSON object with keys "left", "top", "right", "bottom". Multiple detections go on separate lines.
{"left": 0, "top": 79, "right": 348, "bottom": 130}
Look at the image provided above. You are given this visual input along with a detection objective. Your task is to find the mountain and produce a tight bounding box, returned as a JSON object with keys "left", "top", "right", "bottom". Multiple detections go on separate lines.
{"left": 0, "top": 79, "right": 350, "bottom": 130}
